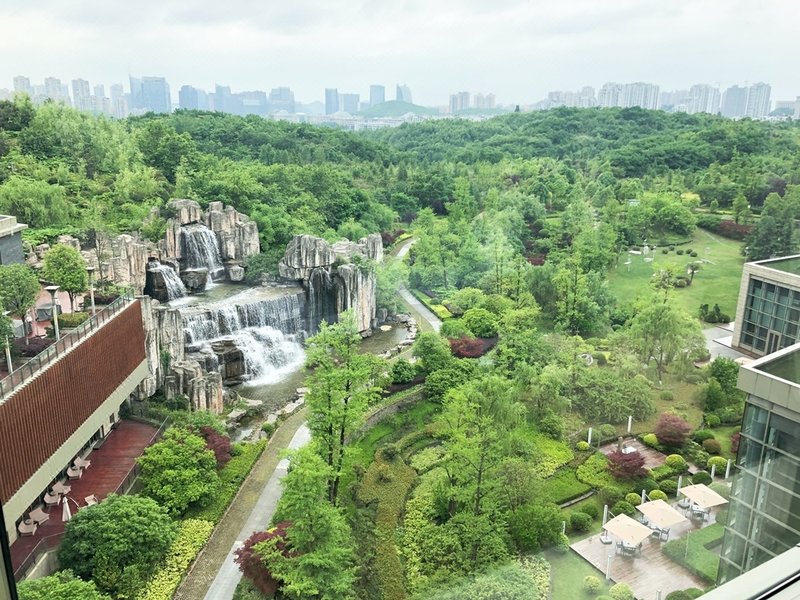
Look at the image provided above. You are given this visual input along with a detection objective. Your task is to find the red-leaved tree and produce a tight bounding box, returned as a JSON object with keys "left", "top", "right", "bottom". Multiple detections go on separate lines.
{"left": 730, "top": 431, "right": 740, "bottom": 454}
{"left": 234, "top": 522, "right": 291, "bottom": 596}
{"left": 200, "top": 426, "right": 232, "bottom": 468}
{"left": 654, "top": 413, "right": 692, "bottom": 447}
{"left": 607, "top": 450, "right": 647, "bottom": 479}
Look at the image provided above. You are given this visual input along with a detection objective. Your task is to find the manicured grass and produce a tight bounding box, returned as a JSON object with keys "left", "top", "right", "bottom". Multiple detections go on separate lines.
{"left": 635, "top": 375, "right": 706, "bottom": 434}
{"left": 540, "top": 468, "right": 592, "bottom": 505}
{"left": 607, "top": 229, "right": 745, "bottom": 317}
{"left": 662, "top": 523, "right": 724, "bottom": 583}
{"left": 712, "top": 425, "right": 740, "bottom": 460}
{"left": 544, "top": 549, "right": 612, "bottom": 600}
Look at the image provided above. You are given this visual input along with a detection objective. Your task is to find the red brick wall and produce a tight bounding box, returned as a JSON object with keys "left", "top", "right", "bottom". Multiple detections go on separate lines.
{"left": 0, "top": 301, "right": 145, "bottom": 502}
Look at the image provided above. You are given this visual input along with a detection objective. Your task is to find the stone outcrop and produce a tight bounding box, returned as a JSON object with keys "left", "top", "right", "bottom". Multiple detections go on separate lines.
{"left": 278, "top": 233, "right": 383, "bottom": 333}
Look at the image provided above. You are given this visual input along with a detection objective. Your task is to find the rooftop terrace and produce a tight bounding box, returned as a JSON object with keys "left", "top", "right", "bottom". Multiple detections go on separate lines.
{"left": 752, "top": 255, "right": 800, "bottom": 277}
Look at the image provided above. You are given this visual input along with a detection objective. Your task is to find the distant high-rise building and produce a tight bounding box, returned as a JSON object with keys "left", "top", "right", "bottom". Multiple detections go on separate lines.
{"left": 239, "top": 91, "right": 268, "bottom": 116}
{"left": 687, "top": 84, "right": 721, "bottom": 114}
{"left": 71, "top": 78, "right": 92, "bottom": 111}
{"left": 396, "top": 84, "right": 412, "bottom": 104}
{"left": 13, "top": 76, "right": 31, "bottom": 97}
{"left": 745, "top": 82, "right": 771, "bottom": 118}
{"left": 449, "top": 91, "right": 470, "bottom": 113}
{"left": 214, "top": 84, "right": 240, "bottom": 114}
{"left": 325, "top": 88, "right": 339, "bottom": 115}
{"left": 44, "top": 77, "right": 67, "bottom": 103}
{"left": 110, "top": 83, "right": 128, "bottom": 118}
{"left": 341, "top": 93, "right": 360, "bottom": 114}
{"left": 140, "top": 76, "right": 171, "bottom": 113}
{"left": 598, "top": 82, "right": 658, "bottom": 110}
{"left": 128, "top": 76, "right": 143, "bottom": 111}
{"left": 369, "top": 84, "right": 385, "bottom": 107}
{"left": 269, "top": 87, "right": 295, "bottom": 112}
{"left": 721, "top": 85, "right": 748, "bottom": 118}
{"left": 179, "top": 85, "right": 200, "bottom": 110}
{"left": 474, "top": 93, "right": 496, "bottom": 110}
{"left": 93, "top": 84, "right": 111, "bottom": 115}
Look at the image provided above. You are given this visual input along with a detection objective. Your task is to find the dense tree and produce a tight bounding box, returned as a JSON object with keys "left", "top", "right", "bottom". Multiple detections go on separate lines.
{"left": 655, "top": 413, "right": 693, "bottom": 447}
{"left": 0, "top": 264, "right": 40, "bottom": 324}
{"left": 41, "top": 244, "right": 88, "bottom": 311}
{"left": 0, "top": 175, "right": 71, "bottom": 228}
{"left": 17, "top": 569, "right": 110, "bottom": 600}
{"left": 607, "top": 449, "right": 648, "bottom": 479}
{"left": 137, "top": 427, "right": 220, "bottom": 516}
{"left": 412, "top": 331, "right": 453, "bottom": 374}
{"left": 58, "top": 495, "right": 176, "bottom": 598}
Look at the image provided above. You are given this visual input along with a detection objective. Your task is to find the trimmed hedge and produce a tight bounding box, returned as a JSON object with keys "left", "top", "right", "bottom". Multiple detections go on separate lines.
{"left": 570, "top": 512, "right": 593, "bottom": 532}
{"left": 137, "top": 519, "right": 214, "bottom": 600}
{"left": 540, "top": 468, "right": 592, "bottom": 505}
{"left": 662, "top": 524, "right": 724, "bottom": 583}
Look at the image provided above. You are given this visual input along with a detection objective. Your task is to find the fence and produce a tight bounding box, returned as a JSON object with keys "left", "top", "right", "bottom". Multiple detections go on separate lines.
{"left": 0, "top": 295, "right": 134, "bottom": 401}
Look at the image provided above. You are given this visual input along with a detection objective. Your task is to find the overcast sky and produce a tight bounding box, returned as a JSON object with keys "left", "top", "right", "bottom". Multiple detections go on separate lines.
{"left": 1, "top": 0, "right": 797, "bottom": 106}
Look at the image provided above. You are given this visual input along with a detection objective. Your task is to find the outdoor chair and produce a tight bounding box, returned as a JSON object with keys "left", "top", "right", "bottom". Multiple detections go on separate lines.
{"left": 615, "top": 541, "right": 624, "bottom": 555}
{"left": 84, "top": 494, "right": 98, "bottom": 507}
{"left": 28, "top": 506, "right": 49, "bottom": 525}
{"left": 74, "top": 456, "right": 91, "bottom": 470}
{"left": 43, "top": 491, "right": 61, "bottom": 506}
{"left": 51, "top": 481, "right": 71, "bottom": 495}
{"left": 67, "top": 465, "right": 82, "bottom": 480}
{"left": 659, "top": 527, "right": 671, "bottom": 541}
{"left": 17, "top": 519, "right": 37, "bottom": 536}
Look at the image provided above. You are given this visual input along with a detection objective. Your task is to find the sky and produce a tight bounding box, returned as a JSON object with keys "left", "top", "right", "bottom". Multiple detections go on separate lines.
{"left": 1, "top": 0, "right": 798, "bottom": 106}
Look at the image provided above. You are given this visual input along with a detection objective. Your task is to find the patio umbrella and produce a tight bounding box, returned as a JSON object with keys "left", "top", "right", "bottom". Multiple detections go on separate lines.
{"left": 61, "top": 496, "right": 72, "bottom": 522}
{"left": 602, "top": 514, "right": 653, "bottom": 546}
{"left": 679, "top": 484, "right": 728, "bottom": 509}
{"left": 637, "top": 499, "right": 687, "bottom": 529}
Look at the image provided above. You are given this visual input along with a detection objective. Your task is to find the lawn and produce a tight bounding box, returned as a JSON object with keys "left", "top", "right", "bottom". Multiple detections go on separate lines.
{"left": 607, "top": 229, "right": 745, "bottom": 318}
{"left": 544, "top": 549, "right": 612, "bottom": 600}
{"left": 662, "top": 523, "right": 724, "bottom": 584}
{"left": 713, "top": 425, "right": 740, "bottom": 460}
{"left": 541, "top": 468, "right": 592, "bottom": 505}
{"left": 635, "top": 375, "right": 706, "bottom": 434}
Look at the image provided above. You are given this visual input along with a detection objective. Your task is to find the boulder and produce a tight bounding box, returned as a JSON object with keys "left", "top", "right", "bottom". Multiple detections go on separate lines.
{"left": 227, "top": 265, "right": 245, "bottom": 282}
{"left": 181, "top": 268, "right": 209, "bottom": 292}
{"left": 210, "top": 339, "right": 247, "bottom": 382}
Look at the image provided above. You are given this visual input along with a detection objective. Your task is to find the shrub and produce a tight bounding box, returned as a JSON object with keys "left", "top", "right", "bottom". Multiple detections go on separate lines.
{"left": 612, "top": 501, "right": 635, "bottom": 517}
{"left": 705, "top": 414, "right": 721, "bottom": 428}
{"left": 665, "top": 454, "right": 688, "bottom": 471}
{"left": 650, "top": 464, "right": 675, "bottom": 481}
{"left": 261, "top": 422, "right": 275, "bottom": 438}
{"left": 676, "top": 249, "right": 685, "bottom": 255}
{"left": 648, "top": 489, "right": 668, "bottom": 501}
{"left": 665, "top": 592, "right": 691, "bottom": 600}
{"left": 584, "top": 575, "right": 602, "bottom": 594}
{"left": 449, "top": 336, "right": 493, "bottom": 358}
{"left": 709, "top": 482, "right": 730, "bottom": 500}
{"left": 692, "top": 429, "right": 715, "bottom": 443}
{"left": 508, "top": 502, "right": 563, "bottom": 553}
{"left": 235, "top": 524, "right": 290, "bottom": 596}
{"left": 539, "top": 412, "right": 564, "bottom": 440}
{"left": 381, "top": 443, "right": 400, "bottom": 461}
{"left": 439, "top": 319, "right": 472, "bottom": 339}
{"left": 625, "top": 493, "right": 642, "bottom": 506}
{"left": 425, "top": 368, "right": 469, "bottom": 402}
{"left": 692, "top": 471, "right": 712, "bottom": 485}
{"left": 609, "top": 582, "right": 635, "bottom": 600}
{"left": 598, "top": 424, "right": 617, "bottom": 439}
{"left": 660, "top": 390, "right": 674, "bottom": 402}
{"left": 576, "top": 440, "right": 591, "bottom": 451}
{"left": 461, "top": 308, "right": 498, "bottom": 338}
{"left": 578, "top": 503, "right": 600, "bottom": 519}
{"left": 17, "top": 570, "right": 110, "bottom": 600}
{"left": 703, "top": 438, "right": 722, "bottom": 454}
{"left": 642, "top": 433, "right": 659, "bottom": 448}
{"left": 686, "top": 248, "right": 694, "bottom": 254}
{"left": 659, "top": 480, "right": 678, "bottom": 496}
{"left": 731, "top": 431, "right": 740, "bottom": 454}
{"left": 707, "top": 456, "right": 728, "bottom": 473}
{"left": 199, "top": 426, "right": 232, "bottom": 468}
{"left": 592, "top": 351, "right": 608, "bottom": 366}
{"left": 655, "top": 413, "right": 692, "bottom": 447}
{"left": 607, "top": 450, "right": 647, "bottom": 479}
{"left": 690, "top": 251, "right": 698, "bottom": 257}
{"left": 553, "top": 532, "right": 570, "bottom": 554}
{"left": 640, "top": 478, "right": 659, "bottom": 493}
{"left": 137, "top": 519, "right": 214, "bottom": 600}
{"left": 570, "top": 511, "right": 593, "bottom": 532}
{"left": 391, "top": 359, "right": 416, "bottom": 384}
{"left": 662, "top": 248, "right": 669, "bottom": 254}
{"left": 58, "top": 311, "right": 89, "bottom": 328}
{"left": 715, "top": 509, "right": 729, "bottom": 526}
{"left": 600, "top": 486, "right": 624, "bottom": 506}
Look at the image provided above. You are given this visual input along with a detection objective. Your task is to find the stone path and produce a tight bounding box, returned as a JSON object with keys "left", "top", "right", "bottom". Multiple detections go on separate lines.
{"left": 174, "top": 409, "right": 309, "bottom": 600}
{"left": 394, "top": 238, "right": 443, "bottom": 333}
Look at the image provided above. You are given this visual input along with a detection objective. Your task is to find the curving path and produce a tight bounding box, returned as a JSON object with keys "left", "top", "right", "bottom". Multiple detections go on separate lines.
{"left": 393, "top": 237, "right": 443, "bottom": 333}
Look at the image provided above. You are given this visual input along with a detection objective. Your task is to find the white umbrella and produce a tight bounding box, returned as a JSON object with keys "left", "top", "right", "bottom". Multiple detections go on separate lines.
{"left": 61, "top": 496, "right": 72, "bottom": 522}
{"left": 602, "top": 514, "right": 653, "bottom": 546}
{"left": 679, "top": 484, "right": 728, "bottom": 509}
{"left": 637, "top": 499, "right": 687, "bottom": 529}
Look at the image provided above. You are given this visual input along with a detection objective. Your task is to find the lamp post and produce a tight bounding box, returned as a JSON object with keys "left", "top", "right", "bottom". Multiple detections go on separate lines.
{"left": 606, "top": 553, "right": 612, "bottom": 580}
{"left": 2, "top": 311, "right": 11, "bottom": 374}
{"left": 86, "top": 266, "right": 96, "bottom": 316}
{"left": 45, "top": 286, "right": 60, "bottom": 340}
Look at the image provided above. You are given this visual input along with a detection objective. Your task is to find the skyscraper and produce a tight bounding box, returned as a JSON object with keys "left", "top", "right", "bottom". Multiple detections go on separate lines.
{"left": 369, "top": 85, "right": 385, "bottom": 107}
{"left": 71, "top": 78, "right": 92, "bottom": 111}
{"left": 325, "top": 88, "right": 339, "bottom": 115}
{"left": 341, "top": 93, "right": 360, "bottom": 114}
{"left": 269, "top": 87, "right": 295, "bottom": 113}
{"left": 449, "top": 91, "right": 470, "bottom": 113}
{"left": 396, "top": 84, "right": 412, "bottom": 104}
{"left": 110, "top": 83, "right": 128, "bottom": 118}
{"left": 745, "top": 83, "right": 772, "bottom": 118}
{"left": 687, "top": 84, "right": 721, "bottom": 114}
{"left": 140, "top": 77, "right": 171, "bottom": 113}
{"left": 721, "top": 85, "right": 748, "bottom": 118}
{"left": 179, "top": 85, "right": 200, "bottom": 110}
{"left": 128, "top": 76, "right": 143, "bottom": 111}
{"left": 44, "top": 77, "right": 66, "bottom": 103}
{"left": 12, "top": 76, "right": 31, "bottom": 97}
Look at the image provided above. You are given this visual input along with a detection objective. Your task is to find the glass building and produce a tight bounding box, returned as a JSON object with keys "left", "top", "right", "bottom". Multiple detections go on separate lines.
{"left": 733, "top": 256, "right": 800, "bottom": 356}
{"left": 719, "top": 344, "right": 800, "bottom": 583}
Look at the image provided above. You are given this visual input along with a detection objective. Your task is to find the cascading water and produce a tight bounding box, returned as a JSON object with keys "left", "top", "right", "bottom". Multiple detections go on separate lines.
{"left": 181, "top": 292, "right": 306, "bottom": 384}
{"left": 145, "top": 260, "right": 187, "bottom": 301}
{"left": 181, "top": 223, "right": 226, "bottom": 282}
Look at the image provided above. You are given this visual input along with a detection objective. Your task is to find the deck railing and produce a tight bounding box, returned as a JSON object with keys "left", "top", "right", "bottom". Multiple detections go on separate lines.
{"left": 0, "top": 294, "right": 134, "bottom": 401}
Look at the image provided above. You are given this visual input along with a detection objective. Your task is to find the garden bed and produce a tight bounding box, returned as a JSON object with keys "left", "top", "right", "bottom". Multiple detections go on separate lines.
{"left": 662, "top": 523, "right": 724, "bottom": 583}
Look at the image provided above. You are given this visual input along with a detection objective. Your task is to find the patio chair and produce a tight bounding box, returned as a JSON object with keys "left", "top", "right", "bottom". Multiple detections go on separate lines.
{"left": 67, "top": 465, "right": 82, "bottom": 480}
{"left": 74, "top": 457, "right": 91, "bottom": 470}
{"left": 43, "top": 491, "right": 61, "bottom": 506}
{"left": 28, "top": 506, "right": 49, "bottom": 525}
{"left": 660, "top": 528, "right": 671, "bottom": 541}
{"left": 17, "top": 519, "right": 37, "bottom": 537}
{"left": 84, "top": 494, "right": 98, "bottom": 507}
{"left": 615, "top": 541, "right": 624, "bottom": 555}
{"left": 51, "top": 481, "right": 71, "bottom": 495}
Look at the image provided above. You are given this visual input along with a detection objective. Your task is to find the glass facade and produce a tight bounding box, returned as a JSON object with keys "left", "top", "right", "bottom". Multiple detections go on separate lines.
{"left": 739, "top": 278, "right": 800, "bottom": 355}
{"left": 719, "top": 401, "right": 800, "bottom": 583}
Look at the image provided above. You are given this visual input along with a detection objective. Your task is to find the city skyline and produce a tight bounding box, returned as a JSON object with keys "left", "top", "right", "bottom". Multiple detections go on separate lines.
{"left": 1, "top": 0, "right": 798, "bottom": 107}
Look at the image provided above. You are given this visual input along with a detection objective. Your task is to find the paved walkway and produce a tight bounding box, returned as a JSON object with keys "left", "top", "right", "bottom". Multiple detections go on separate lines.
{"left": 393, "top": 238, "right": 442, "bottom": 333}
{"left": 174, "top": 409, "right": 309, "bottom": 600}
{"left": 703, "top": 324, "right": 747, "bottom": 362}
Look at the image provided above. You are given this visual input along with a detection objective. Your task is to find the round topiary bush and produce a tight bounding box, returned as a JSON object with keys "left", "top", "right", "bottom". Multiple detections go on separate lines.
{"left": 625, "top": 493, "right": 642, "bottom": 507}
{"left": 676, "top": 249, "right": 685, "bottom": 255}
{"left": 692, "top": 429, "right": 715, "bottom": 443}
{"left": 690, "top": 251, "right": 698, "bottom": 257}
{"left": 703, "top": 438, "right": 722, "bottom": 454}
{"left": 662, "top": 248, "right": 669, "bottom": 254}
{"left": 599, "top": 424, "right": 617, "bottom": 439}
{"left": 609, "top": 582, "right": 635, "bottom": 600}
{"left": 665, "top": 592, "right": 692, "bottom": 600}
{"left": 612, "top": 500, "right": 636, "bottom": 517}
{"left": 642, "top": 433, "right": 659, "bottom": 448}
{"left": 570, "top": 511, "right": 592, "bottom": 532}
{"left": 390, "top": 359, "right": 416, "bottom": 384}
{"left": 692, "top": 471, "right": 712, "bottom": 485}
{"left": 600, "top": 487, "right": 623, "bottom": 506}
{"left": 705, "top": 414, "right": 721, "bottom": 428}
{"left": 576, "top": 440, "right": 591, "bottom": 451}
{"left": 660, "top": 390, "right": 674, "bottom": 402}
{"left": 709, "top": 482, "right": 731, "bottom": 500}
{"left": 659, "top": 480, "right": 678, "bottom": 496}
{"left": 665, "top": 454, "right": 687, "bottom": 471}
{"left": 579, "top": 503, "right": 600, "bottom": 520}
{"left": 648, "top": 489, "right": 668, "bottom": 501}
{"left": 707, "top": 456, "right": 728, "bottom": 472}
{"left": 584, "top": 575, "right": 602, "bottom": 594}
{"left": 640, "top": 478, "right": 659, "bottom": 493}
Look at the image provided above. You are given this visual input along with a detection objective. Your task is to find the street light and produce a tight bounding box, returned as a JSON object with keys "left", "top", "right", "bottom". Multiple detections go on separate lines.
{"left": 86, "top": 266, "right": 96, "bottom": 316}
{"left": 2, "top": 310, "right": 11, "bottom": 373}
{"left": 606, "top": 553, "right": 612, "bottom": 580}
{"left": 44, "top": 286, "right": 60, "bottom": 340}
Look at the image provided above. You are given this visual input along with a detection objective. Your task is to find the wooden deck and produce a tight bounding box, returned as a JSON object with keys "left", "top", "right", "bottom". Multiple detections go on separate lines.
{"left": 571, "top": 505, "right": 721, "bottom": 600}
{"left": 10, "top": 419, "right": 158, "bottom": 580}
